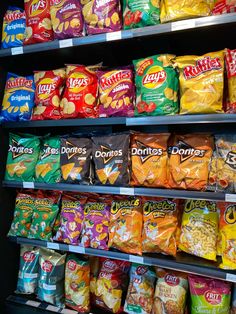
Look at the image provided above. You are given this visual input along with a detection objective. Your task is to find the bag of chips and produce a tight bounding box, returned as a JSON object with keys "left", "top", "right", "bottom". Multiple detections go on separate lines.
{"left": 225, "top": 49, "right": 236, "bottom": 113}
{"left": 168, "top": 134, "right": 214, "bottom": 191}
{"left": 131, "top": 132, "right": 170, "bottom": 187}
{"left": 98, "top": 67, "right": 135, "bottom": 117}
{"left": 90, "top": 256, "right": 100, "bottom": 300}
{"left": 207, "top": 150, "right": 218, "bottom": 192}
{"left": 212, "top": 0, "right": 236, "bottom": 14}
{"left": 80, "top": 0, "right": 122, "bottom": 35}
{"left": 2, "top": 7, "right": 26, "bottom": 49}
{"left": 50, "top": 0, "right": 84, "bottom": 39}
{"left": 5, "top": 133, "right": 41, "bottom": 181}
{"left": 60, "top": 137, "right": 92, "bottom": 184}
{"left": 108, "top": 196, "right": 143, "bottom": 255}
{"left": 65, "top": 254, "right": 90, "bottom": 312}
{"left": 38, "top": 248, "right": 66, "bottom": 307}
{"left": 33, "top": 69, "right": 66, "bottom": 120}
{"left": 232, "top": 284, "right": 236, "bottom": 314}
{"left": 61, "top": 65, "right": 99, "bottom": 119}
{"left": 142, "top": 197, "right": 179, "bottom": 256}
{"left": 179, "top": 199, "right": 218, "bottom": 261}
{"left": 133, "top": 54, "right": 179, "bottom": 116}
{"left": 1, "top": 73, "right": 35, "bottom": 122}
{"left": 24, "top": 0, "right": 53, "bottom": 45}
{"left": 153, "top": 268, "right": 188, "bottom": 314}
{"left": 92, "top": 133, "right": 130, "bottom": 186}
{"left": 175, "top": 50, "right": 225, "bottom": 114}
{"left": 189, "top": 275, "right": 231, "bottom": 314}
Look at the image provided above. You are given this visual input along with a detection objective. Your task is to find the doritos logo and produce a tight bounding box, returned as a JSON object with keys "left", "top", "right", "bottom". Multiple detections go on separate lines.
{"left": 168, "top": 141, "right": 206, "bottom": 163}
{"left": 132, "top": 140, "right": 163, "bottom": 163}
{"left": 225, "top": 151, "right": 236, "bottom": 170}
{"left": 95, "top": 145, "right": 122, "bottom": 164}
{"left": 7, "top": 77, "right": 33, "bottom": 89}
{"left": 61, "top": 141, "right": 86, "bottom": 160}
{"left": 183, "top": 57, "right": 221, "bottom": 80}
{"left": 41, "top": 144, "right": 59, "bottom": 159}
{"left": 9, "top": 139, "right": 34, "bottom": 159}
{"left": 100, "top": 71, "right": 132, "bottom": 90}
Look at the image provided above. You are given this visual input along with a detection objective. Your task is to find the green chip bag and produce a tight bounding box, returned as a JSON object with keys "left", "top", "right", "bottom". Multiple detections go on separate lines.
{"left": 35, "top": 136, "right": 61, "bottom": 183}
{"left": 5, "top": 133, "right": 40, "bottom": 181}
{"left": 133, "top": 54, "right": 179, "bottom": 116}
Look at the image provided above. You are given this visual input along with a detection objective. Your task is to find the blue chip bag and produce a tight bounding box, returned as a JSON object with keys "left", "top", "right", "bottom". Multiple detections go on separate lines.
{"left": 1, "top": 72, "right": 35, "bottom": 121}
{"left": 1, "top": 7, "right": 26, "bottom": 49}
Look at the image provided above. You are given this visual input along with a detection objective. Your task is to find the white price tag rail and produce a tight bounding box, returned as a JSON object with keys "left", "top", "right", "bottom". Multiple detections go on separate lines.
{"left": 11, "top": 47, "right": 23, "bottom": 55}
{"left": 225, "top": 194, "right": 236, "bottom": 202}
{"left": 23, "top": 182, "right": 34, "bottom": 189}
{"left": 171, "top": 19, "right": 195, "bottom": 32}
{"left": 47, "top": 242, "right": 60, "bottom": 250}
{"left": 106, "top": 31, "right": 122, "bottom": 41}
{"left": 68, "top": 245, "right": 85, "bottom": 254}
{"left": 59, "top": 39, "right": 73, "bottom": 48}
{"left": 120, "top": 187, "right": 134, "bottom": 195}
{"left": 129, "top": 255, "right": 144, "bottom": 264}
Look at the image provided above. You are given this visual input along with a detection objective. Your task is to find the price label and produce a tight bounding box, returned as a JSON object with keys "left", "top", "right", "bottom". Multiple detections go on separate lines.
{"left": 68, "top": 245, "right": 85, "bottom": 254}
{"left": 26, "top": 300, "right": 40, "bottom": 307}
{"left": 23, "top": 182, "right": 34, "bottom": 189}
{"left": 226, "top": 273, "right": 236, "bottom": 282}
{"left": 46, "top": 305, "right": 60, "bottom": 312}
{"left": 59, "top": 39, "right": 73, "bottom": 48}
{"left": 11, "top": 47, "right": 23, "bottom": 55}
{"left": 47, "top": 242, "right": 60, "bottom": 250}
{"left": 106, "top": 31, "right": 122, "bottom": 41}
{"left": 62, "top": 309, "right": 77, "bottom": 314}
{"left": 129, "top": 255, "right": 144, "bottom": 264}
{"left": 120, "top": 187, "right": 134, "bottom": 196}
{"left": 171, "top": 19, "right": 195, "bottom": 32}
{"left": 225, "top": 194, "right": 236, "bottom": 202}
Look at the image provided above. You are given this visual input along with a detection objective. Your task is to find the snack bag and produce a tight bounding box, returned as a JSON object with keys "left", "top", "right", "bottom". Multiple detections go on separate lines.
{"left": 90, "top": 256, "right": 100, "bottom": 299}
{"left": 218, "top": 202, "right": 236, "bottom": 270}
{"left": 60, "top": 137, "right": 92, "bottom": 184}
{"left": 153, "top": 268, "right": 188, "bottom": 314}
{"left": 168, "top": 134, "right": 214, "bottom": 190}
{"left": 207, "top": 150, "right": 217, "bottom": 191}
{"left": 29, "top": 190, "right": 61, "bottom": 241}
{"left": 80, "top": 0, "right": 122, "bottom": 35}
{"left": 189, "top": 275, "right": 231, "bottom": 314}
{"left": 35, "top": 136, "right": 61, "bottom": 183}
{"left": 232, "top": 284, "right": 236, "bottom": 314}
{"left": 131, "top": 132, "right": 170, "bottom": 187}
{"left": 142, "top": 197, "right": 179, "bottom": 256}
{"left": 33, "top": 68, "right": 66, "bottom": 120}
{"left": 225, "top": 49, "right": 236, "bottom": 113}
{"left": 108, "top": 196, "right": 143, "bottom": 255}
{"left": 38, "top": 248, "right": 66, "bottom": 307}
{"left": 212, "top": 0, "right": 236, "bottom": 14}
{"left": 98, "top": 67, "right": 135, "bottom": 117}
{"left": 95, "top": 258, "right": 130, "bottom": 313}
{"left": 61, "top": 65, "right": 99, "bottom": 119}
{"left": 50, "top": 0, "right": 84, "bottom": 39}
{"left": 92, "top": 133, "right": 130, "bottom": 186}
{"left": 5, "top": 133, "right": 40, "bottom": 181}
{"left": 179, "top": 199, "right": 218, "bottom": 261}
{"left": 24, "top": 0, "right": 53, "bottom": 45}
{"left": 1, "top": 73, "right": 35, "bottom": 122}
{"left": 133, "top": 54, "right": 179, "bottom": 116}
{"left": 65, "top": 255, "right": 90, "bottom": 312}
{"left": 16, "top": 246, "right": 39, "bottom": 294}
{"left": 124, "top": 264, "right": 156, "bottom": 314}
{"left": 2, "top": 7, "right": 26, "bottom": 49}
{"left": 175, "top": 50, "right": 225, "bottom": 114}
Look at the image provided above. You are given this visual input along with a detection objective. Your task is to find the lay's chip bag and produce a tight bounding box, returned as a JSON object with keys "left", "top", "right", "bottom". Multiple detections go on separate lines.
{"left": 1, "top": 73, "right": 35, "bottom": 122}
{"left": 2, "top": 7, "right": 26, "bottom": 49}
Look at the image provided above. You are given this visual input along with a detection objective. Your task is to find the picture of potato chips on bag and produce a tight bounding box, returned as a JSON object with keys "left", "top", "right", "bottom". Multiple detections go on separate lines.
{"left": 5, "top": 133, "right": 40, "bottom": 181}
{"left": 212, "top": 0, "right": 236, "bottom": 14}
{"left": 225, "top": 49, "right": 236, "bottom": 113}
{"left": 168, "top": 134, "right": 214, "bottom": 191}
{"left": 131, "top": 132, "right": 170, "bottom": 187}
{"left": 175, "top": 50, "right": 224, "bottom": 114}
{"left": 92, "top": 133, "right": 130, "bottom": 186}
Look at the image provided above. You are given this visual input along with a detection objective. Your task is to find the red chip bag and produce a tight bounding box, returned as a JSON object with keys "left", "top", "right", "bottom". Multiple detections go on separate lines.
{"left": 33, "top": 68, "right": 66, "bottom": 120}
{"left": 61, "top": 65, "right": 99, "bottom": 119}
{"left": 24, "top": 0, "right": 53, "bottom": 45}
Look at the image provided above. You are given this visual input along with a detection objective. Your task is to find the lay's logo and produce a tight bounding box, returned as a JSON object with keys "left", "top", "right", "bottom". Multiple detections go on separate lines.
{"left": 100, "top": 71, "right": 132, "bottom": 90}
{"left": 67, "top": 77, "right": 89, "bottom": 89}
{"left": 7, "top": 77, "right": 33, "bottom": 89}
{"left": 30, "top": 0, "right": 47, "bottom": 16}
{"left": 5, "top": 12, "right": 25, "bottom": 21}
{"left": 142, "top": 66, "right": 166, "bottom": 89}
{"left": 37, "top": 78, "right": 57, "bottom": 95}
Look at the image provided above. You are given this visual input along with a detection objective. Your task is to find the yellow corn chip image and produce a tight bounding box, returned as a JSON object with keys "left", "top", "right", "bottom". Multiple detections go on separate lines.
{"left": 61, "top": 163, "right": 75, "bottom": 180}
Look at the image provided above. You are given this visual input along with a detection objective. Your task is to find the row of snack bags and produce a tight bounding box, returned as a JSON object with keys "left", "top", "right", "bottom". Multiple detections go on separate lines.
{"left": 8, "top": 189, "right": 236, "bottom": 269}
{"left": 16, "top": 245, "right": 236, "bottom": 314}
{"left": 5, "top": 132, "right": 236, "bottom": 193}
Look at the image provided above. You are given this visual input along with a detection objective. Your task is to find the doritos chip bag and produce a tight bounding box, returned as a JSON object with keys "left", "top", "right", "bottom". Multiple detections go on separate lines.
{"left": 1, "top": 7, "right": 26, "bottom": 49}
{"left": 1, "top": 73, "right": 35, "bottom": 122}
{"left": 168, "top": 134, "right": 214, "bottom": 191}
{"left": 212, "top": 0, "right": 236, "bottom": 14}
{"left": 175, "top": 50, "right": 225, "bottom": 114}
{"left": 131, "top": 132, "right": 170, "bottom": 187}
{"left": 92, "top": 133, "right": 130, "bottom": 186}
{"left": 225, "top": 49, "right": 236, "bottom": 113}
{"left": 5, "top": 133, "right": 40, "bottom": 181}
{"left": 133, "top": 54, "right": 179, "bottom": 116}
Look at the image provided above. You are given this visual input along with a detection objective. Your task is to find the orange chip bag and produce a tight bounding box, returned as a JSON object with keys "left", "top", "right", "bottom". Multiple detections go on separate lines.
{"left": 108, "top": 196, "right": 143, "bottom": 255}
{"left": 168, "top": 134, "right": 214, "bottom": 191}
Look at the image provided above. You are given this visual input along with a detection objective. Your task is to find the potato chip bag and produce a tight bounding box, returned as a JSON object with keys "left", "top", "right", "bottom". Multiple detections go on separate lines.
{"left": 179, "top": 199, "right": 218, "bottom": 261}
{"left": 189, "top": 275, "right": 231, "bottom": 314}
{"left": 80, "top": 0, "right": 122, "bottom": 35}
{"left": 142, "top": 197, "right": 179, "bottom": 256}
{"left": 61, "top": 65, "right": 99, "bottom": 119}
{"left": 108, "top": 196, "right": 143, "bottom": 255}
{"left": 212, "top": 0, "right": 236, "bottom": 14}
{"left": 168, "top": 134, "right": 214, "bottom": 191}
{"left": 1, "top": 7, "right": 26, "bottom": 49}
{"left": 1, "top": 73, "right": 35, "bottom": 122}
{"left": 225, "top": 49, "right": 236, "bottom": 113}
{"left": 38, "top": 248, "right": 66, "bottom": 307}
{"left": 33, "top": 68, "right": 66, "bottom": 120}
{"left": 5, "top": 133, "right": 40, "bottom": 181}
{"left": 24, "top": 0, "right": 53, "bottom": 45}
{"left": 98, "top": 67, "right": 135, "bottom": 117}
{"left": 35, "top": 136, "right": 61, "bottom": 183}
{"left": 90, "top": 256, "right": 100, "bottom": 299}
{"left": 133, "top": 54, "right": 179, "bottom": 116}
{"left": 175, "top": 50, "right": 225, "bottom": 114}
{"left": 153, "top": 268, "right": 188, "bottom": 314}
{"left": 131, "top": 133, "right": 170, "bottom": 187}
{"left": 65, "top": 254, "right": 90, "bottom": 312}
{"left": 50, "top": 0, "right": 84, "bottom": 40}
{"left": 124, "top": 264, "right": 156, "bottom": 314}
